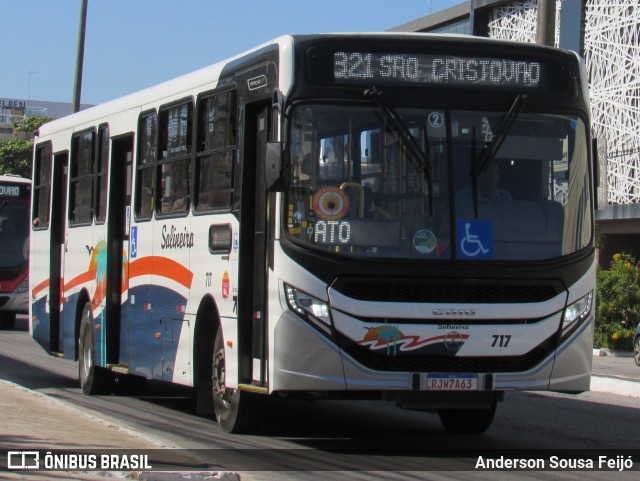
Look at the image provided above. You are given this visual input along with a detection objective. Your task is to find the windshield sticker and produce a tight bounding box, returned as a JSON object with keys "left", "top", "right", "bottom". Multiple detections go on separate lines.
{"left": 457, "top": 220, "right": 493, "bottom": 259}
{"left": 233, "top": 231, "right": 239, "bottom": 253}
{"left": 312, "top": 186, "right": 350, "bottom": 221}
{"left": 413, "top": 229, "right": 437, "bottom": 254}
{"left": 222, "top": 271, "right": 230, "bottom": 299}
{"left": 427, "top": 112, "right": 444, "bottom": 129}
{"left": 130, "top": 226, "right": 138, "bottom": 259}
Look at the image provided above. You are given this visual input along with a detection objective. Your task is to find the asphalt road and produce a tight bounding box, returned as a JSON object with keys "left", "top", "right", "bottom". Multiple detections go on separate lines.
{"left": 1, "top": 316, "right": 639, "bottom": 480}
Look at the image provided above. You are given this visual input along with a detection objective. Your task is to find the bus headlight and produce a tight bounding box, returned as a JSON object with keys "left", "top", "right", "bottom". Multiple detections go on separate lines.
{"left": 15, "top": 276, "right": 29, "bottom": 294}
{"left": 562, "top": 291, "right": 593, "bottom": 335}
{"left": 285, "top": 284, "right": 332, "bottom": 331}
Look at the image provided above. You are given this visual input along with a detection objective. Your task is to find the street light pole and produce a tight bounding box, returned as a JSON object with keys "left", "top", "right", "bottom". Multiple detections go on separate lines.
{"left": 72, "top": 0, "right": 88, "bottom": 113}
{"left": 536, "top": 0, "right": 557, "bottom": 47}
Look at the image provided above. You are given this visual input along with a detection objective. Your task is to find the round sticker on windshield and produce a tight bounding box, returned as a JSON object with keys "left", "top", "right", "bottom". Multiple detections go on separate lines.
{"left": 413, "top": 230, "right": 437, "bottom": 254}
{"left": 428, "top": 112, "right": 444, "bottom": 129}
{"left": 312, "top": 186, "right": 350, "bottom": 221}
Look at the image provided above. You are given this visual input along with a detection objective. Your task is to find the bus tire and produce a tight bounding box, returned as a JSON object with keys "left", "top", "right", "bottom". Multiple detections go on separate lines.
{"left": 0, "top": 312, "right": 16, "bottom": 329}
{"left": 78, "top": 302, "right": 113, "bottom": 395}
{"left": 211, "top": 326, "right": 258, "bottom": 433}
{"left": 438, "top": 402, "right": 496, "bottom": 434}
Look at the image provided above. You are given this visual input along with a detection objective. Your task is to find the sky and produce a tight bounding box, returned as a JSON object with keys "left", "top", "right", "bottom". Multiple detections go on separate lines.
{"left": 3, "top": 0, "right": 462, "bottom": 106}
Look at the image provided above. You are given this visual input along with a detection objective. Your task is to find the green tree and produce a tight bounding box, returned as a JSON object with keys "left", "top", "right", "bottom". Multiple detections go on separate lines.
{"left": 0, "top": 116, "right": 52, "bottom": 178}
{"left": 595, "top": 252, "right": 640, "bottom": 350}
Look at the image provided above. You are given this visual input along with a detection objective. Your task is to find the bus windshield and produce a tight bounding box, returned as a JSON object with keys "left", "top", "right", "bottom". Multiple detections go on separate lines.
{"left": 286, "top": 103, "right": 591, "bottom": 261}
{"left": 0, "top": 201, "right": 29, "bottom": 268}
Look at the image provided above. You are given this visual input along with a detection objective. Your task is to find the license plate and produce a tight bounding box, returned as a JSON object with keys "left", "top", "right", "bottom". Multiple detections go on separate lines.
{"left": 426, "top": 373, "right": 478, "bottom": 391}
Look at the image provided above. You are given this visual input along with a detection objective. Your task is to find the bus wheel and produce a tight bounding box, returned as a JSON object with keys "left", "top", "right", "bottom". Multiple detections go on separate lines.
{"left": 0, "top": 312, "right": 16, "bottom": 329}
{"left": 438, "top": 403, "right": 496, "bottom": 434}
{"left": 211, "top": 326, "right": 257, "bottom": 433}
{"left": 78, "top": 302, "right": 113, "bottom": 395}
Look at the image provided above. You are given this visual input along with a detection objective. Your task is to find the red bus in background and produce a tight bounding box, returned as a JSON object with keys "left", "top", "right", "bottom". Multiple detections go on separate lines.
{"left": 0, "top": 174, "right": 30, "bottom": 329}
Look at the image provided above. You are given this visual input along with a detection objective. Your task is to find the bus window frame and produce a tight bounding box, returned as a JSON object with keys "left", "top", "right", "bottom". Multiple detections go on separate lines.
{"left": 33, "top": 142, "right": 53, "bottom": 230}
{"left": 94, "top": 123, "right": 110, "bottom": 225}
{"left": 134, "top": 109, "right": 158, "bottom": 222}
{"left": 156, "top": 97, "right": 194, "bottom": 219}
{"left": 193, "top": 86, "right": 238, "bottom": 216}
{"left": 69, "top": 127, "right": 96, "bottom": 228}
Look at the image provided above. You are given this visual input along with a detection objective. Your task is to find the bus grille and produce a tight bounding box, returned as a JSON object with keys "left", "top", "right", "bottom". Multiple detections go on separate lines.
{"left": 339, "top": 336, "right": 555, "bottom": 373}
{"left": 331, "top": 278, "right": 561, "bottom": 304}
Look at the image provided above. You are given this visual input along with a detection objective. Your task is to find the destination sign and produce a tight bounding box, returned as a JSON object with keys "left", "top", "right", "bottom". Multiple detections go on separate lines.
{"left": 333, "top": 51, "right": 544, "bottom": 90}
{"left": 0, "top": 183, "right": 28, "bottom": 198}
{"left": 313, "top": 218, "right": 400, "bottom": 248}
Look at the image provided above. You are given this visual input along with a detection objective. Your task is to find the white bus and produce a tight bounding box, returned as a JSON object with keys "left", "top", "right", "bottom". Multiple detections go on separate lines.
{"left": 30, "top": 33, "right": 596, "bottom": 434}
{"left": 0, "top": 174, "right": 30, "bottom": 329}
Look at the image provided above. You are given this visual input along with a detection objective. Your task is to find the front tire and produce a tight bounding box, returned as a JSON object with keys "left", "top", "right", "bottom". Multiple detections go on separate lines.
{"left": 211, "top": 326, "right": 259, "bottom": 433}
{"left": 78, "top": 302, "right": 113, "bottom": 395}
{"left": 438, "top": 403, "right": 496, "bottom": 434}
{"left": 634, "top": 337, "right": 640, "bottom": 367}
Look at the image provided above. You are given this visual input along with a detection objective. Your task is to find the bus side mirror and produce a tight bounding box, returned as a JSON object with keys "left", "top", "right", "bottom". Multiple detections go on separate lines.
{"left": 265, "top": 141, "right": 289, "bottom": 192}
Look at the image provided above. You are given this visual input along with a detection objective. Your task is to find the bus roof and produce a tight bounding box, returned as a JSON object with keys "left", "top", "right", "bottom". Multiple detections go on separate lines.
{"left": 36, "top": 34, "right": 293, "bottom": 139}
{"left": 0, "top": 174, "right": 31, "bottom": 185}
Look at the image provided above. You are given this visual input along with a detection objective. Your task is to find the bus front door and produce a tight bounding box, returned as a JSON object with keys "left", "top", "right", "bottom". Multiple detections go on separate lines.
{"left": 237, "top": 103, "right": 271, "bottom": 388}
{"left": 105, "top": 134, "right": 133, "bottom": 367}
{"left": 49, "top": 152, "right": 67, "bottom": 355}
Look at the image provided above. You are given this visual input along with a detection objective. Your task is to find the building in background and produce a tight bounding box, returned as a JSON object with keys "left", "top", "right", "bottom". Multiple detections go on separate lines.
{"left": 392, "top": 0, "right": 640, "bottom": 265}
{"left": 0, "top": 98, "right": 92, "bottom": 141}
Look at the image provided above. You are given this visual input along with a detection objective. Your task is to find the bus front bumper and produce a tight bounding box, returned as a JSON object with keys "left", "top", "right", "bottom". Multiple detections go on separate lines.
{"left": 272, "top": 311, "right": 594, "bottom": 395}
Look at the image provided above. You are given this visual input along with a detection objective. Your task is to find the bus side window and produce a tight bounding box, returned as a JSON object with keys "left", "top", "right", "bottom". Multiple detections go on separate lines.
{"left": 95, "top": 125, "right": 109, "bottom": 223}
{"left": 69, "top": 130, "right": 95, "bottom": 225}
{"left": 195, "top": 90, "right": 236, "bottom": 212}
{"left": 135, "top": 112, "right": 157, "bottom": 220}
{"left": 33, "top": 143, "right": 52, "bottom": 228}
{"left": 158, "top": 101, "right": 193, "bottom": 216}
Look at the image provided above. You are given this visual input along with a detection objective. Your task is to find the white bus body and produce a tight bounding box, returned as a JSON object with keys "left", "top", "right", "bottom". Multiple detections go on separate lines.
{"left": 30, "top": 33, "right": 595, "bottom": 434}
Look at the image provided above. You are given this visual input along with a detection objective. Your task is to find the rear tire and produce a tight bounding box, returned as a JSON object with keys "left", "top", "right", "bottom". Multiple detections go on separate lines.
{"left": 0, "top": 312, "right": 16, "bottom": 329}
{"left": 211, "top": 326, "right": 259, "bottom": 433}
{"left": 78, "top": 302, "right": 113, "bottom": 395}
{"left": 438, "top": 403, "right": 496, "bottom": 434}
{"left": 634, "top": 337, "right": 640, "bottom": 367}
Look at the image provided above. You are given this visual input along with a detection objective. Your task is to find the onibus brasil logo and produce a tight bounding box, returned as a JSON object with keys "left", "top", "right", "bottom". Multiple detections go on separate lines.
{"left": 6, "top": 451, "right": 152, "bottom": 470}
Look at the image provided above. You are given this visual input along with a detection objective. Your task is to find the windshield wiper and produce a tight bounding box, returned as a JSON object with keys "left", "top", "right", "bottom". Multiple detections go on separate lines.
{"left": 470, "top": 93, "right": 527, "bottom": 217}
{"left": 365, "top": 87, "right": 434, "bottom": 216}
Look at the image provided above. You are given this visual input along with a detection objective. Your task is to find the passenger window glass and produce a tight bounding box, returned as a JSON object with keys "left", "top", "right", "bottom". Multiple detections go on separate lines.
{"left": 139, "top": 114, "right": 157, "bottom": 165}
{"left": 135, "top": 112, "right": 158, "bottom": 219}
{"left": 160, "top": 103, "right": 192, "bottom": 159}
{"left": 70, "top": 131, "right": 95, "bottom": 225}
{"left": 33, "top": 143, "right": 52, "bottom": 228}
{"left": 95, "top": 125, "right": 109, "bottom": 223}
{"left": 195, "top": 91, "right": 236, "bottom": 211}
{"left": 158, "top": 102, "right": 193, "bottom": 215}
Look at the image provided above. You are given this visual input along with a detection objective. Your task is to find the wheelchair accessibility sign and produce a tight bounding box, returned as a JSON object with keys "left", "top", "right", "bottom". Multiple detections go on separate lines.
{"left": 130, "top": 226, "right": 138, "bottom": 259}
{"left": 456, "top": 220, "right": 493, "bottom": 259}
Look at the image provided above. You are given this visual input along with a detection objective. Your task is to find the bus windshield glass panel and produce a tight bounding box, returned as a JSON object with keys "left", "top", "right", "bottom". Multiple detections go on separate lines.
{"left": 0, "top": 183, "right": 30, "bottom": 268}
{"left": 285, "top": 104, "right": 590, "bottom": 261}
